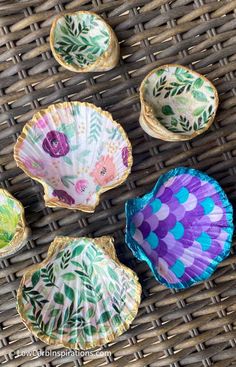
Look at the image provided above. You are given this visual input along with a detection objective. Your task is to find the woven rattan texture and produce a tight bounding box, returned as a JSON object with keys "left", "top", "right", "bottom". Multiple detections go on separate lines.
{"left": 1, "top": 0, "right": 236, "bottom": 366}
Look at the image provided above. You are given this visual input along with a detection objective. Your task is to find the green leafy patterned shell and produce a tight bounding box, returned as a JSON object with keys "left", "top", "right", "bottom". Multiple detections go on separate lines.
{"left": 17, "top": 236, "right": 141, "bottom": 350}
{"left": 0, "top": 195, "right": 20, "bottom": 249}
{"left": 51, "top": 12, "right": 110, "bottom": 68}
{"left": 0, "top": 189, "right": 28, "bottom": 258}
{"left": 142, "top": 65, "right": 218, "bottom": 135}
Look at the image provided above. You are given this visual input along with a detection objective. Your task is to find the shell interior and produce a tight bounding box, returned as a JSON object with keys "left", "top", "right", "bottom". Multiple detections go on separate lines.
{"left": 0, "top": 191, "right": 23, "bottom": 251}
{"left": 143, "top": 65, "right": 217, "bottom": 135}
{"left": 14, "top": 102, "right": 132, "bottom": 211}
{"left": 52, "top": 13, "right": 110, "bottom": 68}
{"left": 17, "top": 236, "right": 141, "bottom": 350}
{"left": 125, "top": 167, "right": 233, "bottom": 289}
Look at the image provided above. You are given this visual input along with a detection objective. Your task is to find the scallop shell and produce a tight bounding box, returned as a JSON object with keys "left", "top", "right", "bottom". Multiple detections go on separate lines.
{"left": 0, "top": 189, "right": 30, "bottom": 258}
{"left": 125, "top": 167, "right": 233, "bottom": 289}
{"left": 14, "top": 102, "right": 132, "bottom": 212}
{"left": 139, "top": 64, "right": 219, "bottom": 141}
{"left": 17, "top": 236, "right": 141, "bottom": 350}
{"left": 50, "top": 11, "right": 120, "bottom": 72}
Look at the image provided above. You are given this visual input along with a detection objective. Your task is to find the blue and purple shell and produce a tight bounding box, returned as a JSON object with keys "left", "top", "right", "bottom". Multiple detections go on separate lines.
{"left": 125, "top": 167, "right": 234, "bottom": 289}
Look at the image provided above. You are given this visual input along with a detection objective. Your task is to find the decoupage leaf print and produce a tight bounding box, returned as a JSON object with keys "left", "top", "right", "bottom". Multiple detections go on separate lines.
{"left": 54, "top": 292, "right": 64, "bottom": 305}
{"left": 162, "top": 105, "right": 174, "bottom": 116}
{"left": 0, "top": 197, "right": 21, "bottom": 249}
{"left": 18, "top": 237, "right": 141, "bottom": 350}
{"left": 145, "top": 65, "right": 217, "bottom": 134}
{"left": 53, "top": 13, "right": 110, "bottom": 68}
{"left": 41, "top": 264, "right": 57, "bottom": 287}
{"left": 60, "top": 249, "right": 71, "bottom": 269}
{"left": 88, "top": 111, "right": 102, "bottom": 143}
{"left": 62, "top": 272, "right": 76, "bottom": 281}
{"left": 192, "top": 90, "right": 208, "bottom": 102}
{"left": 62, "top": 156, "right": 73, "bottom": 166}
{"left": 61, "top": 175, "right": 77, "bottom": 188}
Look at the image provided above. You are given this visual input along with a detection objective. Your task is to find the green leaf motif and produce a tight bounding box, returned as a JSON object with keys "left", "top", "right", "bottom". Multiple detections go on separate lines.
{"left": 192, "top": 90, "right": 207, "bottom": 102}
{"left": 62, "top": 272, "right": 76, "bottom": 281}
{"left": 98, "top": 311, "right": 111, "bottom": 324}
{"left": 64, "top": 284, "right": 75, "bottom": 301}
{"left": 171, "top": 117, "right": 178, "bottom": 127}
{"left": 205, "top": 85, "right": 214, "bottom": 94}
{"left": 84, "top": 325, "right": 97, "bottom": 336}
{"left": 41, "top": 264, "right": 56, "bottom": 287}
{"left": 162, "top": 105, "right": 174, "bottom": 116}
{"left": 31, "top": 271, "right": 41, "bottom": 287}
{"left": 70, "top": 145, "right": 79, "bottom": 151}
{"left": 106, "top": 127, "right": 122, "bottom": 141}
{"left": 0, "top": 203, "right": 20, "bottom": 248}
{"left": 86, "top": 308, "right": 95, "bottom": 318}
{"left": 61, "top": 249, "right": 71, "bottom": 270}
{"left": 108, "top": 266, "right": 119, "bottom": 281}
{"left": 193, "top": 122, "right": 198, "bottom": 131}
{"left": 50, "top": 309, "right": 60, "bottom": 317}
{"left": 63, "top": 156, "right": 73, "bottom": 166}
{"left": 153, "top": 75, "right": 167, "bottom": 97}
{"left": 59, "top": 123, "right": 76, "bottom": 139}
{"left": 88, "top": 112, "right": 102, "bottom": 143}
{"left": 193, "top": 78, "right": 204, "bottom": 89}
{"left": 61, "top": 175, "right": 77, "bottom": 188}
{"left": 54, "top": 292, "right": 64, "bottom": 305}
{"left": 112, "top": 314, "right": 122, "bottom": 326}
{"left": 20, "top": 238, "right": 140, "bottom": 349}
{"left": 78, "top": 149, "right": 90, "bottom": 164}
{"left": 72, "top": 245, "right": 84, "bottom": 258}
{"left": 193, "top": 106, "right": 206, "bottom": 116}
{"left": 156, "top": 69, "right": 165, "bottom": 76}
{"left": 175, "top": 67, "right": 194, "bottom": 82}
{"left": 53, "top": 13, "right": 110, "bottom": 68}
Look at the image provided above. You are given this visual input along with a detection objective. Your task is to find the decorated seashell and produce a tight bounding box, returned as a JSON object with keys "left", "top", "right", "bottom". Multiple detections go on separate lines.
{"left": 50, "top": 11, "right": 120, "bottom": 72}
{"left": 139, "top": 64, "right": 219, "bottom": 141}
{"left": 17, "top": 236, "right": 141, "bottom": 349}
{"left": 14, "top": 102, "right": 132, "bottom": 212}
{"left": 125, "top": 167, "right": 233, "bottom": 289}
{"left": 0, "top": 189, "right": 29, "bottom": 258}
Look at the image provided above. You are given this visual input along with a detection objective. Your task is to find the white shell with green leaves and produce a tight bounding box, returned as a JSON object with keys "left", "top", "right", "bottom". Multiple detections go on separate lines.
{"left": 17, "top": 236, "right": 141, "bottom": 350}
{"left": 51, "top": 12, "right": 110, "bottom": 69}
{"left": 143, "top": 65, "right": 218, "bottom": 135}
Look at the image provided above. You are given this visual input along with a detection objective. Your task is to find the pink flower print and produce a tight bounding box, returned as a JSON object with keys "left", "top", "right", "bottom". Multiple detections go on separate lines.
{"left": 75, "top": 177, "right": 97, "bottom": 206}
{"left": 91, "top": 155, "right": 116, "bottom": 186}
{"left": 75, "top": 179, "right": 89, "bottom": 194}
{"left": 23, "top": 158, "right": 45, "bottom": 177}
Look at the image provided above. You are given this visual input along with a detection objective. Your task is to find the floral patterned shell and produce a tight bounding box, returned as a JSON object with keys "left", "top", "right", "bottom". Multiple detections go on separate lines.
{"left": 14, "top": 102, "right": 132, "bottom": 212}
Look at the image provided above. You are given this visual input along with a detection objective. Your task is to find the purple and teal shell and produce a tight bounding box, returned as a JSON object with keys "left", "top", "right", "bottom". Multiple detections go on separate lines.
{"left": 125, "top": 167, "right": 234, "bottom": 289}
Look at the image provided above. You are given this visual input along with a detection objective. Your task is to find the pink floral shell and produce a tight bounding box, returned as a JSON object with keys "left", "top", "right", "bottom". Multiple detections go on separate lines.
{"left": 14, "top": 102, "right": 132, "bottom": 212}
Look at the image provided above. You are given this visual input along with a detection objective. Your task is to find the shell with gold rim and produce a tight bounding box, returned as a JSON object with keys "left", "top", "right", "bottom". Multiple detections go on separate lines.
{"left": 50, "top": 11, "right": 120, "bottom": 72}
{"left": 17, "top": 236, "right": 141, "bottom": 350}
{"left": 14, "top": 102, "right": 132, "bottom": 212}
{"left": 0, "top": 189, "right": 29, "bottom": 258}
{"left": 139, "top": 64, "right": 219, "bottom": 141}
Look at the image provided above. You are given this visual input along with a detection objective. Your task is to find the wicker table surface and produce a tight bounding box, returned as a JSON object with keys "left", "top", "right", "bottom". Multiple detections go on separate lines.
{"left": 1, "top": 0, "right": 236, "bottom": 366}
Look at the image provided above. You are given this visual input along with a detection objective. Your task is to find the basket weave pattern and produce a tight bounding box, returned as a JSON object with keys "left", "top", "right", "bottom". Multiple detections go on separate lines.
{"left": 1, "top": 0, "right": 236, "bottom": 366}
